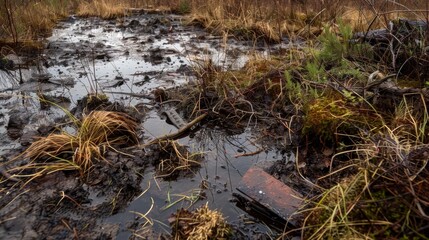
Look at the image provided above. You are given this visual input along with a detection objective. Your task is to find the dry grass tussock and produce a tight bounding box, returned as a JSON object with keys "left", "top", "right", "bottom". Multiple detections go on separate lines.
{"left": 18, "top": 111, "right": 138, "bottom": 179}
{"left": 76, "top": 0, "right": 129, "bottom": 19}
{"left": 299, "top": 128, "right": 429, "bottom": 239}
{"left": 293, "top": 96, "right": 429, "bottom": 239}
{"left": 170, "top": 203, "right": 231, "bottom": 240}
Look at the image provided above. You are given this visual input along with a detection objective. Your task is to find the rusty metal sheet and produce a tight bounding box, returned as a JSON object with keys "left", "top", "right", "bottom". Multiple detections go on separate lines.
{"left": 236, "top": 166, "right": 303, "bottom": 222}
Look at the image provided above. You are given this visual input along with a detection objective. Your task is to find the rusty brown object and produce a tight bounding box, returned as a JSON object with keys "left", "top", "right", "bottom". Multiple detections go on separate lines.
{"left": 236, "top": 166, "right": 303, "bottom": 224}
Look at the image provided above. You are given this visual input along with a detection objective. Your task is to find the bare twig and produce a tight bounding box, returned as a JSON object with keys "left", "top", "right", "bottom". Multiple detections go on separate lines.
{"left": 234, "top": 148, "right": 264, "bottom": 158}
{"left": 135, "top": 113, "right": 208, "bottom": 149}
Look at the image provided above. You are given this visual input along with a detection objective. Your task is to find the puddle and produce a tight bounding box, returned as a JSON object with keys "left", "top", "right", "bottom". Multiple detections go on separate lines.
{"left": 112, "top": 128, "right": 288, "bottom": 238}
{"left": 0, "top": 13, "right": 294, "bottom": 239}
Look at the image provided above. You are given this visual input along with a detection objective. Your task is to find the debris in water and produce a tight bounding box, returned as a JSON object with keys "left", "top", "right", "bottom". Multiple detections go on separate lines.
{"left": 234, "top": 166, "right": 303, "bottom": 230}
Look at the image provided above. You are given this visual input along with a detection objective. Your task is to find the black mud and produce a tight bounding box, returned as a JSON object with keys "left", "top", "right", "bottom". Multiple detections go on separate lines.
{"left": 0, "top": 13, "right": 296, "bottom": 239}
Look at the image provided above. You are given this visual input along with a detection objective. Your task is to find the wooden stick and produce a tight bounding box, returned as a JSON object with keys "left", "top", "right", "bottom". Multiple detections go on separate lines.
{"left": 137, "top": 113, "right": 208, "bottom": 148}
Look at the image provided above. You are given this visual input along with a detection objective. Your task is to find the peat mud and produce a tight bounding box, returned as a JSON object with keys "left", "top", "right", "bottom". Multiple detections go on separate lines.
{"left": 0, "top": 12, "right": 301, "bottom": 239}
{"left": 0, "top": 148, "right": 147, "bottom": 239}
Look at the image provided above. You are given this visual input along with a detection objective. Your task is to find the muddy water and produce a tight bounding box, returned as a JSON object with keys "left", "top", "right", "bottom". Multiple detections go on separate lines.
{"left": 112, "top": 126, "right": 288, "bottom": 238}
{"left": 0, "top": 13, "right": 291, "bottom": 238}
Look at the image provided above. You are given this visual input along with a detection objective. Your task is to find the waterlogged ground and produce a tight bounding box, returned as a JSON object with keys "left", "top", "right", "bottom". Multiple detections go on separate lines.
{"left": 0, "top": 12, "right": 294, "bottom": 239}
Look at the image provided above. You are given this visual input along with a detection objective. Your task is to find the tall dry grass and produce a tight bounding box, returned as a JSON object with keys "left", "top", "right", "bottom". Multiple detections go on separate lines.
{"left": 76, "top": 0, "right": 129, "bottom": 19}
{"left": 0, "top": 0, "right": 74, "bottom": 43}
{"left": 188, "top": 0, "right": 428, "bottom": 41}
{"left": 0, "top": 0, "right": 427, "bottom": 46}
{"left": 0, "top": 0, "right": 146, "bottom": 46}
{"left": 297, "top": 120, "right": 429, "bottom": 239}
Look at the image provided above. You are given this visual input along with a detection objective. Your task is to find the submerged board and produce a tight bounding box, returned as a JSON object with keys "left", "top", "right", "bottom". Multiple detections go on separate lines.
{"left": 235, "top": 166, "right": 303, "bottom": 228}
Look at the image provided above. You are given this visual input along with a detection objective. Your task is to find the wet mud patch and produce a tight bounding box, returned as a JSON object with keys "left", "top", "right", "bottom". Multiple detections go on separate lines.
{"left": 0, "top": 96, "right": 147, "bottom": 238}
{"left": 0, "top": 11, "right": 298, "bottom": 239}
{"left": 0, "top": 148, "right": 148, "bottom": 239}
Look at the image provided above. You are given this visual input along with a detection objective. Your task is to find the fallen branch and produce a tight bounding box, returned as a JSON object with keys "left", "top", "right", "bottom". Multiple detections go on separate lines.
{"left": 137, "top": 113, "right": 208, "bottom": 148}
{"left": 364, "top": 73, "right": 396, "bottom": 91}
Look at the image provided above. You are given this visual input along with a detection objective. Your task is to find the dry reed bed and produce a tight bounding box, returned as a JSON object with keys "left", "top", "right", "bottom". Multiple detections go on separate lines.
{"left": 1, "top": 0, "right": 427, "bottom": 47}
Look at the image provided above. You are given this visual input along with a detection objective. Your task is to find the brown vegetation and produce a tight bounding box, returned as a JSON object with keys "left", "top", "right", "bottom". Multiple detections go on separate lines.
{"left": 153, "top": 140, "right": 202, "bottom": 180}
{"left": 0, "top": 0, "right": 71, "bottom": 49}
{"left": 187, "top": 0, "right": 428, "bottom": 42}
{"left": 1, "top": 0, "right": 428, "bottom": 48}
{"left": 163, "top": 15, "right": 429, "bottom": 237}
{"left": 76, "top": 0, "right": 129, "bottom": 19}
{"left": 170, "top": 203, "right": 231, "bottom": 240}
{"left": 13, "top": 110, "right": 138, "bottom": 180}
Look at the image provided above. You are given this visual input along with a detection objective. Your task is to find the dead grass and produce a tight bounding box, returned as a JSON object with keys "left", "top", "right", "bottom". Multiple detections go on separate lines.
{"left": 0, "top": 0, "right": 72, "bottom": 44}
{"left": 76, "top": 0, "right": 129, "bottom": 19}
{"left": 154, "top": 140, "right": 201, "bottom": 180}
{"left": 1, "top": 0, "right": 427, "bottom": 45}
{"left": 0, "top": 0, "right": 152, "bottom": 44}
{"left": 19, "top": 111, "right": 138, "bottom": 178}
{"left": 298, "top": 123, "right": 429, "bottom": 239}
{"left": 170, "top": 203, "right": 231, "bottom": 240}
{"left": 187, "top": 0, "right": 428, "bottom": 41}
{"left": 277, "top": 94, "right": 429, "bottom": 239}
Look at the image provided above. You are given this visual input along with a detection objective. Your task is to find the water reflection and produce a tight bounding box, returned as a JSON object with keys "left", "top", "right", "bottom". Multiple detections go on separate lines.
{"left": 110, "top": 126, "right": 284, "bottom": 238}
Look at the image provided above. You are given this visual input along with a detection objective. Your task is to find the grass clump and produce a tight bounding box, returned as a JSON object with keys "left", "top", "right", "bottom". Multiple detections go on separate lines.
{"left": 294, "top": 96, "right": 429, "bottom": 239}
{"left": 170, "top": 203, "right": 231, "bottom": 240}
{"left": 303, "top": 97, "right": 355, "bottom": 144}
{"left": 20, "top": 110, "right": 138, "bottom": 178}
{"left": 301, "top": 125, "right": 429, "bottom": 239}
{"left": 0, "top": 0, "right": 73, "bottom": 45}
{"left": 76, "top": 0, "right": 128, "bottom": 19}
{"left": 172, "top": 0, "right": 192, "bottom": 15}
{"left": 153, "top": 140, "right": 201, "bottom": 180}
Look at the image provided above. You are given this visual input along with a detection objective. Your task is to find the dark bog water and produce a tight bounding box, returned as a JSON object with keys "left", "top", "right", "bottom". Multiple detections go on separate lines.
{"left": 112, "top": 126, "right": 288, "bottom": 238}
{"left": 0, "top": 13, "right": 293, "bottom": 239}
